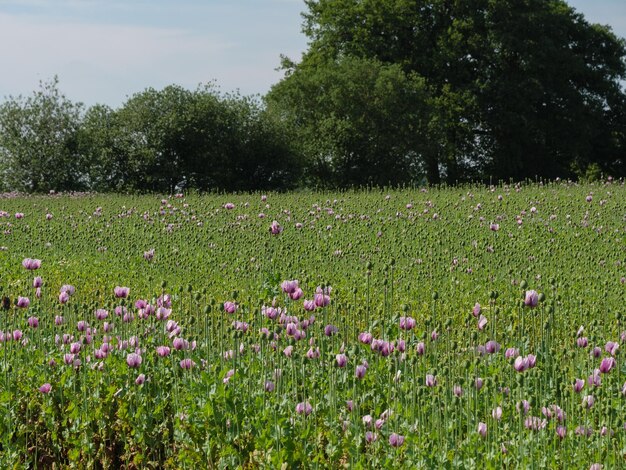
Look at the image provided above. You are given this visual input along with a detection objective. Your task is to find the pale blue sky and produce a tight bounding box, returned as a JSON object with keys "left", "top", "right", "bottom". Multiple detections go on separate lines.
{"left": 0, "top": 0, "right": 624, "bottom": 108}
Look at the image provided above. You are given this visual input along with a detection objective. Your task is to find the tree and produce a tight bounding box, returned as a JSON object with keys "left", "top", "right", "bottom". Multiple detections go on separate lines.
{"left": 271, "top": 0, "right": 626, "bottom": 183}
{"left": 268, "top": 56, "right": 430, "bottom": 187}
{"left": 0, "top": 76, "right": 85, "bottom": 192}
{"left": 87, "top": 84, "right": 302, "bottom": 193}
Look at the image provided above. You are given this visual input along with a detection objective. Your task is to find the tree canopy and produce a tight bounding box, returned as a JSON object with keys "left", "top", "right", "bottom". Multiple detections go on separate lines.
{"left": 268, "top": 0, "right": 626, "bottom": 185}
{"left": 1, "top": 80, "right": 302, "bottom": 193}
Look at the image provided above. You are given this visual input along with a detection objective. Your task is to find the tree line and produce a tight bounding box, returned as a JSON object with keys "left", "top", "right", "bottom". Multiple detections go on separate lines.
{"left": 1, "top": 0, "right": 625, "bottom": 193}
{"left": 0, "top": 78, "right": 301, "bottom": 193}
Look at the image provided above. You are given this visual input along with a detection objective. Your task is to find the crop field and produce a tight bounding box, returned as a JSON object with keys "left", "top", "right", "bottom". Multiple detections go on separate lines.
{"left": 0, "top": 181, "right": 625, "bottom": 468}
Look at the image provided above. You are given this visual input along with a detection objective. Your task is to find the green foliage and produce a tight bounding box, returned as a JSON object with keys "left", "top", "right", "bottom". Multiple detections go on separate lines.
{"left": 269, "top": 0, "right": 626, "bottom": 184}
{"left": 268, "top": 56, "right": 430, "bottom": 187}
{"left": 0, "top": 76, "right": 85, "bottom": 192}
{"left": 0, "top": 182, "right": 625, "bottom": 466}
{"left": 1, "top": 80, "right": 302, "bottom": 193}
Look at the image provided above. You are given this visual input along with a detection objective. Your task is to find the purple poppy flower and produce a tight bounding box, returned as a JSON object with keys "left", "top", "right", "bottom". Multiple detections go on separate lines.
{"left": 269, "top": 220, "right": 282, "bottom": 235}
{"left": 389, "top": 433, "right": 405, "bottom": 447}
{"left": 223, "top": 301, "right": 237, "bottom": 314}
{"left": 600, "top": 357, "right": 616, "bottom": 373}
{"left": 126, "top": 353, "right": 142, "bottom": 368}
{"left": 114, "top": 286, "right": 130, "bottom": 298}
{"left": 179, "top": 358, "right": 195, "bottom": 369}
{"left": 22, "top": 258, "right": 41, "bottom": 270}
{"left": 574, "top": 378, "right": 585, "bottom": 393}
{"left": 324, "top": 324, "right": 338, "bottom": 336}
{"left": 524, "top": 290, "right": 539, "bottom": 308}
{"left": 295, "top": 401, "right": 312, "bottom": 415}
{"left": 336, "top": 353, "right": 347, "bottom": 368}
{"left": 59, "top": 291, "right": 70, "bottom": 304}
{"left": 39, "top": 383, "right": 52, "bottom": 394}
{"left": 472, "top": 302, "right": 481, "bottom": 317}
{"left": 281, "top": 280, "right": 299, "bottom": 294}
{"left": 425, "top": 374, "right": 437, "bottom": 387}
{"left": 60, "top": 285, "right": 75, "bottom": 296}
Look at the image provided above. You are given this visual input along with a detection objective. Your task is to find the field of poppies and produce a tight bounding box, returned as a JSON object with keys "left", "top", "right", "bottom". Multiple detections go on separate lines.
{"left": 0, "top": 180, "right": 624, "bottom": 468}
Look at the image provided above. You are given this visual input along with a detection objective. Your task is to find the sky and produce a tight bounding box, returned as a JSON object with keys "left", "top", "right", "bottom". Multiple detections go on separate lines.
{"left": 0, "top": 0, "right": 624, "bottom": 108}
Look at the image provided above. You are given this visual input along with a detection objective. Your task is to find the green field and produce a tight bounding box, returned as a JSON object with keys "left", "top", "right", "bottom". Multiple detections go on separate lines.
{"left": 0, "top": 181, "right": 625, "bottom": 468}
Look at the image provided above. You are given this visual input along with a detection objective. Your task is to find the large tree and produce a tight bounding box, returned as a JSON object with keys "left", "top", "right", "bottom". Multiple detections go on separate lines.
{"left": 267, "top": 56, "right": 431, "bottom": 187}
{"left": 270, "top": 0, "right": 626, "bottom": 184}
{"left": 0, "top": 76, "right": 85, "bottom": 192}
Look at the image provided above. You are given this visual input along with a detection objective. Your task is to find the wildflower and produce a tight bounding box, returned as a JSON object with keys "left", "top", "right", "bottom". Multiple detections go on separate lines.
{"left": 485, "top": 340, "right": 500, "bottom": 354}
{"left": 336, "top": 353, "right": 347, "bottom": 367}
{"left": 475, "top": 377, "right": 484, "bottom": 390}
{"left": 600, "top": 357, "right": 616, "bottom": 374}
{"left": 60, "top": 285, "right": 76, "bottom": 296}
{"left": 281, "top": 280, "right": 299, "bottom": 295}
{"left": 524, "top": 416, "right": 547, "bottom": 430}
{"left": 524, "top": 290, "right": 539, "bottom": 308}
{"left": 605, "top": 341, "right": 619, "bottom": 356}
{"left": 425, "top": 374, "right": 437, "bottom": 387}
{"left": 505, "top": 347, "right": 519, "bottom": 359}
{"left": 295, "top": 401, "right": 312, "bottom": 415}
{"left": 223, "top": 369, "right": 235, "bottom": 384}
{"left": 358, "top": 332, "right": 373, "bottom": 344}
{"left": 179, "top": 358, "right": 195, "bottom": 369}
{"left": 22, "top": 258, "right": 41, "bottom": 270}
{"left": 223, "top": 301, "right": 237, "bottom": 314}
{"left": 269, "top": 220, "right": 282, "bottom": 235}
{"left": 389, "top": 433, "right": 405, "bottom": 447}
{"left": 114, "top": 286, "right": 130, "bottom": 298}
{"left": 94, "top": 309, "right": 109, "bottom": 320}
{"left": 472, "top": 303, "right": 481, "bottom": 317}
{"left": 399, "top": 316, "right": 416, "bottom": 330}
{"left": 477, "top": 422, "right": 487, "bottom": 437}
{"left": 574, "top": 378, "right": 585, "bottom": 393}
{"left": 324, "top": 324, "right": 338, "bottom": 336}
{"left": 59, "top": 291, "right": 70, "bottom": 304}
{"left": 39, "top": 383, "right": 52, "bottom": 394}
{"left": 126, "top": 353, "right": 142, "bottom": 368}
